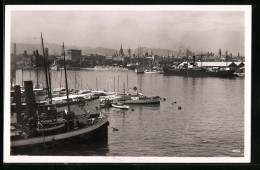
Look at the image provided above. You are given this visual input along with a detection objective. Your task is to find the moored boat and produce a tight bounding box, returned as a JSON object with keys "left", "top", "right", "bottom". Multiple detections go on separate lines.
{"left": 112, "top": 102, "right": 129, "bottom": 110}
{"left": 163, "top": 66, "right": 236, "bottom": 77}
{"left": 163, "top": 56, "right": 236, "bottom": 78}
{"left": 144, "top": 69, "right": 163, "bottom": 74}
{"left": 135, "top": 67, "right": 144, "bottom": 74}
{"left": 11, "top": 114, "right": 108, "bottom": 147}
{"left": 10, "top": 34, "right": 109, "bottom": 149}
{"left": 123, "top": 93, "right": 161, "bottom": 104}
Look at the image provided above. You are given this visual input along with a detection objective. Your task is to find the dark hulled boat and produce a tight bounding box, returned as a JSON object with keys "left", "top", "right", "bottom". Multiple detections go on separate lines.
{"left": 163, "top": 55, "right": 236, "bottom": 78}
{"left": 11, "top": 34, "right": 109, "bottom": 149}
{"left": 163, "top": 66, "right": 236, "bottom": 78}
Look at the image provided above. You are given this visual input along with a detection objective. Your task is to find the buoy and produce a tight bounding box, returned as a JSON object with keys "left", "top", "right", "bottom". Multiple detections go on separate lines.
{"left": 109, "top": 126, "right": 119, "bottom": 132}
{"left": 178, "top": 106, "right": 182, "bottom": 110}
{"left": 113, "top": 128, "right": 119, "bottom": 132}
{"left": 163, "top": 98, "right": 166, "bottom": 101}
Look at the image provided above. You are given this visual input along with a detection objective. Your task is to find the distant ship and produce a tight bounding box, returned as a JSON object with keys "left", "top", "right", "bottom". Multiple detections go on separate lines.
{"left": 163, "top": 56, "right": 236, "bottom": 78}
{"left": 163, "top": 67, "right": 236, "bottom": 78}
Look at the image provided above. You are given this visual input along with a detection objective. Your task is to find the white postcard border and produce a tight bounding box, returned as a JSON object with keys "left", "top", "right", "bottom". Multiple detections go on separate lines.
{"left": 4, "top": 5, "right": 251, "bottom": 163}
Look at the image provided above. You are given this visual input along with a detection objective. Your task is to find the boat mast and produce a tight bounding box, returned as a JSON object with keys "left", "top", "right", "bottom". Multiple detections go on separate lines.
{"left": 186, "top": 49, "right": 189, "bottom": 65}
{"left": 108, "top": 76, "right": 110, "bottom": 92}
{"left": 36, "top": 68, "right": 39, "bottom": 87}
{"left": 75, "top": 67, "right": 77, "bottom": 89}
{"left": 47, "top": 49, "right": 53, "bottom": 104}
{"left": 201, "top": 50, "right": 203, "bottom": 67}
{"left": 137, "top": 46, "right": 139, "bottom": 67}
{"left": 114, "top": 75, "right": 115, "bottom": 92}
{"left": 142, "top": 46, "right": 144, "bottom": 70}
{"left": 126, "top": 71, "right": 129, "bottom": 93}
{"left": 22, "top": 55, "right": 24, "bottom": 87}
{"left": 41, "top": 32, "right": 51, "bottom": 101}
{"left": 60, "top": 67, "right": 62, "bottom": 90}
{"left": 140, "top": 76, "right": 142, "bottom": 93}
{"left": 117, "top": 75, "right": 119, "bottom": 92}
{"left": 96, "top": 77, "right": 98, "bottom": 90}
{"left": 123, "top": 82, "right": 125, "bottom": 102}
{"left": 63, "top": 42, "right": 70, "bottom": 113}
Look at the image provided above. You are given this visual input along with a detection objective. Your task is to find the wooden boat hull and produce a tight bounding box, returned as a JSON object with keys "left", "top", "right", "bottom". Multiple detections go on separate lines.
{"left": 111, "top": 104, "right": 129, "bottom": 109}
{"left": 11, "top": 117, "right": 108, "bottom": 147}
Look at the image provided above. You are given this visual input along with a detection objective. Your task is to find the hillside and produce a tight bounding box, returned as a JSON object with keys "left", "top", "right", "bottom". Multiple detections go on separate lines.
{"left": 10, "top": 42, "right": 201, "bottom": 57}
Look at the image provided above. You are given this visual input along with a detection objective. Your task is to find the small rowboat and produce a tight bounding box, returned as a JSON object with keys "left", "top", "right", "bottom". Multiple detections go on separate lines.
{"left": 112, "top": 103, "right": 129, "bottom": 110}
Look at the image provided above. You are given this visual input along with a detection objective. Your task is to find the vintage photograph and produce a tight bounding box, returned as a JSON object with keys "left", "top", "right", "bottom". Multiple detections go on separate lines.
{"left": 4, "top": 5, "right": 251, "bottom": 163}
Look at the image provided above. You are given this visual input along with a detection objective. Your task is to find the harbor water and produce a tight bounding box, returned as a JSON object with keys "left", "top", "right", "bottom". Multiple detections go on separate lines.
{"left": 14, "top": 69, "right": 244, "bottom": 157}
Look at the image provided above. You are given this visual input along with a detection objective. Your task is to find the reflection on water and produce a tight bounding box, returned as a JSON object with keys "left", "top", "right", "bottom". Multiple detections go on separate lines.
{"left": 14, "top": 69, "right": 244, "bottom": 157}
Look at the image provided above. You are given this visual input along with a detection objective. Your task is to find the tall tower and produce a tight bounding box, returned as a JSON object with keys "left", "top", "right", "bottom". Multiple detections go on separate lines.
{"left": 128, "top": 46, "right": 131, "bottom": 57}
{"left": 119, "top": 43, "right": 124, "bottom": 56}
{"left": 219, "top": 48, "right": 222, "bottom": 58}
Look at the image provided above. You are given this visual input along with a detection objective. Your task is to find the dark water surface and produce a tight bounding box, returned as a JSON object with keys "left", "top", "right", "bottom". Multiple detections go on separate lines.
{"left": 15, "top": 69, "right": 244, "bottom": 157}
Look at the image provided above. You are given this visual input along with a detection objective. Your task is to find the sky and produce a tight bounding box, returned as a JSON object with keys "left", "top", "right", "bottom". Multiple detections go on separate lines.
{"left": 10, "top": 10, "right": 245, "bottom": 55}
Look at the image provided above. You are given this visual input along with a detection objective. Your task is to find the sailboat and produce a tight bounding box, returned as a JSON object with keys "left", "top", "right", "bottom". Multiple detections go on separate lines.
{"left": 10, "top": 34, "right": 109, "bottom": 148}
{"left": 112, "top": 83, "right": 129, "bottom": 110}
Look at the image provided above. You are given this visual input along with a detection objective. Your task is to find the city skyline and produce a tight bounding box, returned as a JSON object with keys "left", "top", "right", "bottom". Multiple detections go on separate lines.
{"left": 10, "top": 8, "right": 245, "bottom": 55}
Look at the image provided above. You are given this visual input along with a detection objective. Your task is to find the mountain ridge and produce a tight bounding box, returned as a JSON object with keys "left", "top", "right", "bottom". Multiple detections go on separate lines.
{"left": 10, "top": 42, "right": 219, "bottom": 57}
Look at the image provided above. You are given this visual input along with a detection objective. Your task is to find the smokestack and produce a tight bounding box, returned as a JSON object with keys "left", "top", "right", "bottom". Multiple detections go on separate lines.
{"left": 24, "top": 81, "right": 35, "bottom": 119}
{"left": 36, "top": 50, "right": 39, "bottom": 56}
{"left": 33, "top": 51, "right": 35, "bottom": 55}
{"left": 14, "top": 85, "right": 22, "bottom": 124}
{"left": 24, "top": 50, "right": 27, "bottom": 56}
{"left": 193, "top": 56, "right": 196, "bottom": 65}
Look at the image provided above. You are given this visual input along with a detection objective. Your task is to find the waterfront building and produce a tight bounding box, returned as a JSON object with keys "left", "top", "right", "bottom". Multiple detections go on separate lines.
{"left": 113, "top": 56, "right": 124, "bottom": 61}
{"left": 67, "top": 49, "right": 82, "bottom": 61}
{"left": 106, "top": 55, "right": 113, "bottom": 60}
